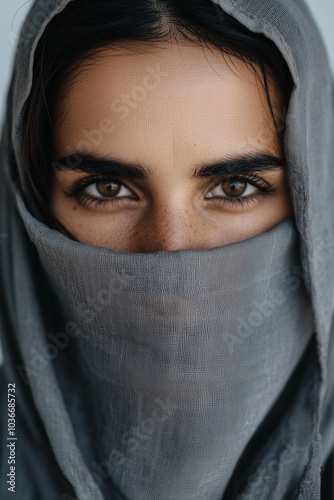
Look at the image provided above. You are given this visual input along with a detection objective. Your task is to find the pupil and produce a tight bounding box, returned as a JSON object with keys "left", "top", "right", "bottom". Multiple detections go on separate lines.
{"left": 97, "top": 181, "right": 121, "bottom": 197}
{"left": 223, "top": 179, "right": 247, "bottom": 197}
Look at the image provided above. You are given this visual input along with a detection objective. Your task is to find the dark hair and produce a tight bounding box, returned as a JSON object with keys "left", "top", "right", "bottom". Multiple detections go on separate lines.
{"left": 22, "top": 0, "right": 293, "bottom": 236}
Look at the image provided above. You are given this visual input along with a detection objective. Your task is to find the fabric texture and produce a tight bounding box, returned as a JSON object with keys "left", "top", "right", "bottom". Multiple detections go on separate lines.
{"left": 0, "top": 0, "right": 334, "bottom": 499}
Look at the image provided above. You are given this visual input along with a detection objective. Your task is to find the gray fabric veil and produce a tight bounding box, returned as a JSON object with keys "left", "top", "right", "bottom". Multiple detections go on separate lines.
{"left": 0, "top": 0, "right": 334, "bottom": 499}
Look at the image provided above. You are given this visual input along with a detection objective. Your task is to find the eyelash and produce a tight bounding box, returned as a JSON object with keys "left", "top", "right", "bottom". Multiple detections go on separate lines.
{"left": 63, "top": 172, "right": 275, "bottom": 209}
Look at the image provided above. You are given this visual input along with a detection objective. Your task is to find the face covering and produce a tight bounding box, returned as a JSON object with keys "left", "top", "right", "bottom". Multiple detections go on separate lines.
{"left": 1, "top": 0, "right": 334, "bottom": 499}
{"left": 13, "top": 192, "right": 314, "bottom": 500}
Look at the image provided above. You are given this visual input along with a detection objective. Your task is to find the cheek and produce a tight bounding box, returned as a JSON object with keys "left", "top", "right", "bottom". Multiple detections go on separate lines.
{"left": 79, "top": 224, "right": 129, "bottom": 248}
{"left": 50, "top": 192, "right": 137, "bottom": 250}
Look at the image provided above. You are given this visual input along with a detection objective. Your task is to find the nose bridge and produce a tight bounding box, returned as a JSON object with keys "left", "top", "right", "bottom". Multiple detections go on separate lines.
{"left": 137, "top": 201, "right": 198, "bottom": 252}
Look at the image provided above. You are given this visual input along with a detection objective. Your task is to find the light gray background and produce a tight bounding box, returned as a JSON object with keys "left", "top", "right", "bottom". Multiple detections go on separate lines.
{"left": 0, "top": 1, "right": 333, "bottom": 365}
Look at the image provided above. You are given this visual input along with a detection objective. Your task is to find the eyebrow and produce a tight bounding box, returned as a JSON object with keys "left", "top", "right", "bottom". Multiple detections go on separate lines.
{"left": 53, "top": 151, "right": 284, "bottom": 180}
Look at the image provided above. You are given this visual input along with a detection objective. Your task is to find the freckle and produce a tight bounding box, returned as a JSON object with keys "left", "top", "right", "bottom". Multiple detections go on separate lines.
{"left": 72, "top": 206, "right": 77, "bottom": 210}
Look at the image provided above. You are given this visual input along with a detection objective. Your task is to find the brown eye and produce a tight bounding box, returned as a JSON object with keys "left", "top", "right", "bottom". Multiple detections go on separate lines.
{"left": 96, "top": 181, "right": 121, "bottom": 197}
{"left": 83, "top": 180, "right": 133, "bottom": 199}
{"left": 206, "top": 177, "right": 257, "bottom": 200}
{"left": 222, "top": 179, "right": 247, "bottom": 197}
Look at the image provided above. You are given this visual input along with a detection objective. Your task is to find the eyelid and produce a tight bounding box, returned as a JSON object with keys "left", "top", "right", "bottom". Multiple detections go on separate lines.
{"left": 64, "top": 171, "right": 270, "bottom": 195}
{"left": 85, "top": 180, "right": 134, "bottom": 200}
{"left": 63, "top": 174, "right": 136, "bottom": 198}
{"left": 63, "top": 171, "right": 275, "bottom": 210}
{"left": 206, "top": 171, "right": 274, "bottom": 196}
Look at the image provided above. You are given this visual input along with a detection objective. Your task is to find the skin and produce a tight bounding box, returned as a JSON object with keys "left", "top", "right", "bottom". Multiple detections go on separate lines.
{"left": 50, "top": 40, "right": 293, "bottom": 252}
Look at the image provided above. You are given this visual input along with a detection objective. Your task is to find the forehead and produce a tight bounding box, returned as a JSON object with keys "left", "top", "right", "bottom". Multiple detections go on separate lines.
{"left": 53, "top": 41, "right": 283, "bottom": 161}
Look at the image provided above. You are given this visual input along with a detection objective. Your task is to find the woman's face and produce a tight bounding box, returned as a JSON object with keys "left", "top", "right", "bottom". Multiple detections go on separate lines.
{"left": 50, "top": 40, "right": 293, "bottom": 252}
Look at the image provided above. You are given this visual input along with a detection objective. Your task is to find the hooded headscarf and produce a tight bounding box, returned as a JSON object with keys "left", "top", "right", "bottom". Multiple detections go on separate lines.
{"left": 1, "top": 1, "right": 334, "bottom": 499}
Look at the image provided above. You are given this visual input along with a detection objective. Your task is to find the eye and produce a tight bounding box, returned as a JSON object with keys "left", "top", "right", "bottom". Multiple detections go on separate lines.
{"left": 84, "top": 180, "right": 133, "bottom": 199}
{"left": 206, "top": 178, "right": 257, "bottom": 199}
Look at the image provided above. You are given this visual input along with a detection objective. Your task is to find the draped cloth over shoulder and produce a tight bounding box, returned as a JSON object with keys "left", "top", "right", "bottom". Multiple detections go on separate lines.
{"left": 0, "top": 0, "right": 334, "bottom": 499}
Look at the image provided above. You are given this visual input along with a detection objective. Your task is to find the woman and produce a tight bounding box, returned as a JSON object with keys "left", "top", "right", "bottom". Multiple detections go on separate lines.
{"left": 0, "top": 0, "right": 333, "bottom": 498}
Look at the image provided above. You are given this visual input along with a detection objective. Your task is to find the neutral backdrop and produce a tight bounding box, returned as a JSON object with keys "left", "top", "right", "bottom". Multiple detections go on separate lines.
{"left": 0, "top": 1, "right": 333, "bottom": 364}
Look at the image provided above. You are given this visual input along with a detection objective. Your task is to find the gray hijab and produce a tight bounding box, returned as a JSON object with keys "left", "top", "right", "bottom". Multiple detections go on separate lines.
{"left": 1, "top": 1, "right": 334, "bottom": 499}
